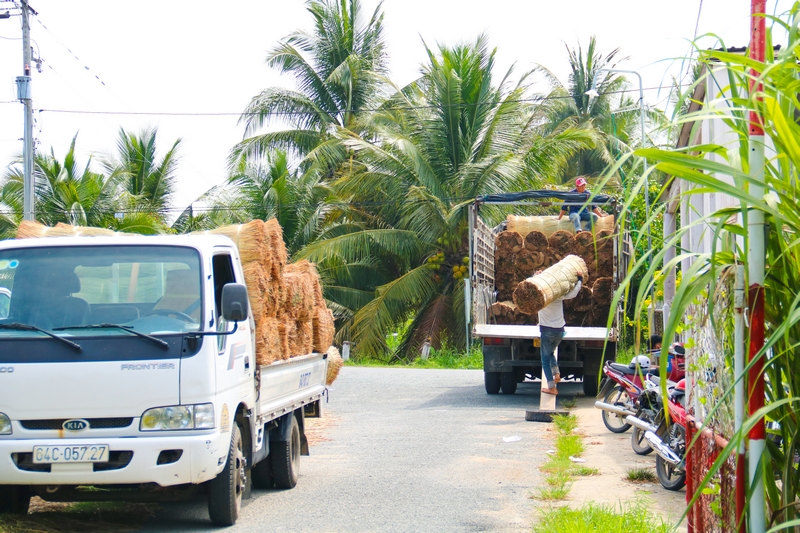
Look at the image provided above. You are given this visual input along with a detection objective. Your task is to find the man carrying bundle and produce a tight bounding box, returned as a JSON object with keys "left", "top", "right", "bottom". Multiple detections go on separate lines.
{"left": 556, "top": 177, "right": 609, "bottom": 233}
{"left": 537, "top": 270, "right": 583, "bottom": 395}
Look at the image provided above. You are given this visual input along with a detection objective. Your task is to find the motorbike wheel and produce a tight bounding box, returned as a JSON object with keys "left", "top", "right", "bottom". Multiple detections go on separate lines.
{"left": 656, "top": 455, "right": 686, "bottom": 491}
{"left": 630, "top": 426, "right": 653, "bottom": 455}
{"left": 601, "top": 386, "right": 633, "bottom": 433}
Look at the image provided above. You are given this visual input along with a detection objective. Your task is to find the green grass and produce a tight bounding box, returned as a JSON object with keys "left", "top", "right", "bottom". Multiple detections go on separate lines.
{"left": 625, "top": 467, "right": 657, "bottom": 483}
{"left": 551, "top": 414, "right": 578, "bottom": 435}
{"left": 346, "top": 345, "right": 482, "bottom": 369}
{"left": 533, "top": 500, "right": 672, "bottom": 533}
{"left": 555, "top": 434, "right": 585, "bottom": 459}
{"left": 572, "top": 465, "right": 600, "bottom": 476}
{"left": 534, "top": 414, "right": 586, "bottom": 501}
{"left": 559, "top": 396, "right": 578, "bottom": 409}
{"left": 535, "top": 481, "right": 572, "bottom": 501}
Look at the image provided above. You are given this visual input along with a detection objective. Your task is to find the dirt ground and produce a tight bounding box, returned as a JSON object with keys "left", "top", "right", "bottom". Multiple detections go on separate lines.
{"left": 565, "top": 396, "right": 688, "bottom": 531}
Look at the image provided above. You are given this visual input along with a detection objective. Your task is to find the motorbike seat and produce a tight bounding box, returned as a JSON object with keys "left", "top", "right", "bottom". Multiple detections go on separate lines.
{"left": 609, "top": 362, "right": 637, "bottom": 375}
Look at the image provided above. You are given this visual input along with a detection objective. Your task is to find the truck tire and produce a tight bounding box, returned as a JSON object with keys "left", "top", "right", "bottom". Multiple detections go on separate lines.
{"left": 0, "top": 486, "right": 30, "bottom": 514}
{"left": 484, "top": 371, "right": 501, "bottom": 394}
{"left": 207, "top": 424, "right": 245, "bottom": 526}
{"left": 251, "top": 457, "right": 274, "bottom": 489}
{"left": 500, "top": 372, "right": 517, "bottom": 394}
{"left": 582, "top": 374, "right": 599, "bottom": 396}
{"left": 270, "top": 414, "right": 300, "bottom": 489}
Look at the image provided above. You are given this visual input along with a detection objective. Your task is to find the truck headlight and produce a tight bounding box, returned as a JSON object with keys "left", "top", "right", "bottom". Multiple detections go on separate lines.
{"left": 0, "top": 413, "right": 11, "bottom": 435}
{"left": 140, "top": 403, "right": 214, "bottom": 431}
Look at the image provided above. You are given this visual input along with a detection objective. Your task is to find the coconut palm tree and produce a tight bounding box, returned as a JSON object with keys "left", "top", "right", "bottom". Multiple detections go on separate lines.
{"left": 175, "top": 150, "right": 337, "bottom": 256}
{"left": 230, "top": 0, "right": 388, "bottom": 168}
{"left": 536, "top": 36, "right": 645, "bottom": 183}
{"left": 0, "top": 135, "right": 117, "bottom": 228}
{"left": 296, "top": 36, "right": 594, "bottom": 358}
{"left": 0, "top": 134, "right": 171, "bottom": 236}
{"left": 101, "top": 126, "right": 181, "bottom": 222}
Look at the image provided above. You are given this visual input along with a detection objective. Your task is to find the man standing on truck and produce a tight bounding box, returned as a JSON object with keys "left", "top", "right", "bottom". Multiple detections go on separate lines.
{"left": 556, "top": 177, "right": 609, "bottom": 232}
{"left": 537, "top": 271, "right": 583, "bottom": 395}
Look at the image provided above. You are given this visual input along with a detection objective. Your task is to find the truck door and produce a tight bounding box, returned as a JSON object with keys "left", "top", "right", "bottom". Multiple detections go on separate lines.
{"left": 212, "top": 253, "right": 254, "bottom": 403}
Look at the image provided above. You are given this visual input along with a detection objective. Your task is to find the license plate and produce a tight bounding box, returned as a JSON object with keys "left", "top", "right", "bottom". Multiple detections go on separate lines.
{"left": 32, "top": 445, "right": 109, "bottom": 464}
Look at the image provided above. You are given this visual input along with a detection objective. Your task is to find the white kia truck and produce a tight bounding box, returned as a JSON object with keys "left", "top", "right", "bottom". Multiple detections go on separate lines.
{"left": 0, "top": 235, "right": 327, "bottom": 526}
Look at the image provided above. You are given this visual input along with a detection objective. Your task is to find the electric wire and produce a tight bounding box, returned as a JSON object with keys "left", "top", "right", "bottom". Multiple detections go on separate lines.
{"left": 20, "top": 84, "right": 689, "bottom": 118}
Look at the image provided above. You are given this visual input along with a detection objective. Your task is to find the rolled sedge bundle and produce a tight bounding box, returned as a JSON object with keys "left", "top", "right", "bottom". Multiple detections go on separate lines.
{"left": 495, "top": 230, "right": 524, "bottom": 255}
{"left": 255, "top": 317, "right": 283, "bottom": 365}
{"left": 242, "top": 263, "right": 271, "bottom": 319}
{"left": 282, "top": 271, "right": 316, "bottom": 320}
{"left": 548, "top": 230, "right": 575, "bottom": 257}
{"left": 206, "top": 220, "right": 270, "bottom": 266}
{"left": 490, "top": 301, "right": 538, "bottom": 325}
{"left": 277, "top": 319, "right": 294, "bottom": 360}
{"left": 264, "top": 219, "right": 287, "bottom": 280}
{"left": 524, "top": 230, "right": 549, "bottom": 250}
{"left": 326, "top": 346, "right": 344, "bottom": 385}
{"left": 507, "top": 214, "right": 615, "bottom": 236}
{"left": 288, "top": 260, "right": 324, "bottom": 307}
{"left": 16, "top": 220, "right": 48, "bottom": 239}
{"left": 591, "top": 277, "right": 614, "bottom": 307}
{"left": 564, "top": 285, "right": 593, "bottom": 312}
{"left": 17, "top": 221, "right": 127, "bottom": 238}
{"left": 290, "top": 320, "right": 314, "bottom": 356}
{"left": 513, "top": 255, "right": 588, "bottom": 315}
{"left": 312, "top": 307, "right": 335, "bottom": 352}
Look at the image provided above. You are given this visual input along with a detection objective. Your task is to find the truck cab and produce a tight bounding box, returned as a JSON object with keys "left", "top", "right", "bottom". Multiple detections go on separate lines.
{"left": 0, "top": 235, "right": 327, "bottom": 526}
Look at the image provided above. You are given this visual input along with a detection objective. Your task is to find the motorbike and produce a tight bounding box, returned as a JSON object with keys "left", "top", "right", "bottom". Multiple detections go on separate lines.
{"left": 594, "top": 355, "right": 653, "bottom": 433}
{"left": 594, "top": 344, "right": 686, "bottom": 434}
{"left": 626, "top": 378, "right": 688, "bottom": 491}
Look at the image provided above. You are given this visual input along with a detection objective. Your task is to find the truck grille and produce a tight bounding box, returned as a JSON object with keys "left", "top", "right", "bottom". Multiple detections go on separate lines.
{"left": 20, "top": 418, "right": 134, "bottom": 430}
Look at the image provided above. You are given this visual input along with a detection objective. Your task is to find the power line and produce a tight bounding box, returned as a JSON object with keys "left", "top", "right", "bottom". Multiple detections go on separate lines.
{"left": 29, "top": 84, "right": 688, "bottom": 118}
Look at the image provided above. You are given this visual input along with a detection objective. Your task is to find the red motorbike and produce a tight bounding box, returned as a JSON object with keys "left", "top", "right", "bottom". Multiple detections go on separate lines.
{"left": 626, "top": 378, "right": 688, "bottom": 491}
{"left": 594, "top": 344, "right": 685, "bottom": 434}
{"left": 594, "top": 357, "right": 651, "bottom": 433}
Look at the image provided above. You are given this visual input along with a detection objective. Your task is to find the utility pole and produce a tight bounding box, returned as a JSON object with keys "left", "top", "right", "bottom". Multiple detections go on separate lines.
{"left": 16, "top": 0, "right": 35, "bottom": 221}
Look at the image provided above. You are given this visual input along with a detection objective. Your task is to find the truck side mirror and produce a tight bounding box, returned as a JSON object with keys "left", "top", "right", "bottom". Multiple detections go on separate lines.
{"left": 221, "top": 283, "right": 249, "bottom": 322}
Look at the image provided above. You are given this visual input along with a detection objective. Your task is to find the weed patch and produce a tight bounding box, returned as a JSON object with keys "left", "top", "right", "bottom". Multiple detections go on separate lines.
{"left": 625, "top": 467, "right": 657, "bottom": 483}
{"left": 533, "top": 500, "right": 672, "bottom": 533}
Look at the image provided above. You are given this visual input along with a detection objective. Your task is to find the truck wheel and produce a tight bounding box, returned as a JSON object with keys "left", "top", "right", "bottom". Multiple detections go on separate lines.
{"left": 0, "top": 486, "right": 31, "bottom": 514}
{"left": 500, "top": 372, "right": 517, "bottom": 394}
{"left": 484, "top": 372, "right": 501, "bottom": 394}
{"left": 270, "top": 414, "right": 300, "bottom": 489}
{"left": 207, "top": 425, "right": 245, "bottom": 526}
{"left": 582, "top": 374, "right": 599, "bottom": 396}
{"left": 251, "top": 457, "right": 274, "bottom": 489}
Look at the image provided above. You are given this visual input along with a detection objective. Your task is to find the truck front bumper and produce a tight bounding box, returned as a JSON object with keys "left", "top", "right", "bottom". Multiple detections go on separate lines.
{"left": 0, "top": 431, "right": 229, "bottom": 487}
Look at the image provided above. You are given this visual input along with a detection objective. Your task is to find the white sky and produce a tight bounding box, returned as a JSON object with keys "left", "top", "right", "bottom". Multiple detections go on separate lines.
{"left": 0, "top": 0, "right": 792, "bottom": 215}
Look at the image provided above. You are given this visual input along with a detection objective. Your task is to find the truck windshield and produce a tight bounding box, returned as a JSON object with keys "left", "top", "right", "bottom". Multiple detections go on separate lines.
{"left": 0, "top": 245, "right": 202, "bottom": 336}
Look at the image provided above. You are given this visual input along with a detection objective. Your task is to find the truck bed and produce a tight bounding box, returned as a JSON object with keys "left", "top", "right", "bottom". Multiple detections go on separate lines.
{"left": 474, "top": 324, "right": 610, "bottom": 340}
{"left": 257, "top": 353, "right": 327, "bottom": 422}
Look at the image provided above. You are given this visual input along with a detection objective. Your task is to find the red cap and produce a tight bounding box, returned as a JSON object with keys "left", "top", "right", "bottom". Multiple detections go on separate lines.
{"left": 575, "top": 177, "right": 587, "bottom": 187}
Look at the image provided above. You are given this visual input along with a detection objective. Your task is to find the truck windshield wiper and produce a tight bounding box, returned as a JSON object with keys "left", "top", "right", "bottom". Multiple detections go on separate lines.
{"left": 0, "top": 322, "right": 82, "bottom": 352}
{"left": 54, "top": 323, "right": 170, "bottom": 350}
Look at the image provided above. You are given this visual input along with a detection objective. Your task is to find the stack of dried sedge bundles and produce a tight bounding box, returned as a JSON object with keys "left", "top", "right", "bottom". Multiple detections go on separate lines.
{"left": 491, "top": 214, "right": 615, "bottom": 327}
{"left": 198, "top": 220, "right": 335, "bottom": 366}
{"left": 17, "top": 219, "right": 338, "bottom": 372}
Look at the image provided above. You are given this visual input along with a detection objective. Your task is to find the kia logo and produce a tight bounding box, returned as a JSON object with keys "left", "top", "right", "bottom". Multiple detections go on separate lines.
{"left": 63, "top": 419, "right": 89, "bottom": 431}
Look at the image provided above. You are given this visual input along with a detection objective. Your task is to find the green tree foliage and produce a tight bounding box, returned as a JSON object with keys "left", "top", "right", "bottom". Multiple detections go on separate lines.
{"left": 230, "top": 0, "right": 388, "bottom": 169}
{"left": 616, "top": 7, "right": 800, "bottom": 528}
{"left": 536, "top": 36, "right": 658, "bottom": 184}
{"left": 297, "top": 36, "right": 594, "bottom": 358}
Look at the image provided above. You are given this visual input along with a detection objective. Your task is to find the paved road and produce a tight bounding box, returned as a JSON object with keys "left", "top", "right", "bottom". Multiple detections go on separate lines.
{"left": 138, "top": 368, "right": 584, "bottom": 532}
